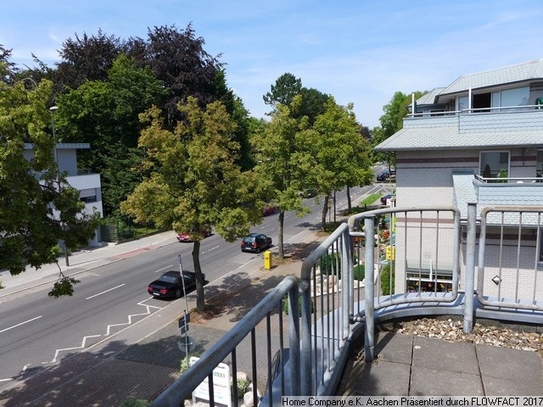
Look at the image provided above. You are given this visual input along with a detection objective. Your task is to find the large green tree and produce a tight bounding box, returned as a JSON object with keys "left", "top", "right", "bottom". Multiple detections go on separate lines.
{"left": 263, "top": 72, "right": 330, "bottom": 125}
{"left": 373, "top": 91, "right": 425, "bottom": 166}
{"left": 0, "top": 76, "right": 100, "bottom": 294}
{"left": 263, "top": 72, "right": 302, "bottom": 107}
{"left": 252, "top": 96, "right": 314, "bottom": 258}
{"left": 55, "top": 54, "right": 167, "bottom": 216}
{"left": 310, "top": 98, "right": 373, "bottom": 230}
{"left": 121, "top": 97, "right": 262, "bottom": 312}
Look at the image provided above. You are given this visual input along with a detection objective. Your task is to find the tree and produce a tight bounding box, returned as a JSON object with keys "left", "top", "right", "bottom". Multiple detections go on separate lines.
{"left": 55, "top": 54, "right": 167, "bottom": 216}
{"left": 373, "top": 91, "right": 425, "bottom": 166}
{"left": 56, "top": 30, "right": 124, "bottom": 88}
{"left": 121, "top": 97, "right": 262, "bottom": 312}
{"left": 297, "top": 87, "right": 331, "bottom": 126}
{"left": 132, "top": 24, "right": 223, "bottom": 128}
{"left": 264, "top": 73, "right": 330, "bottom": 127}
{"left": 252, "top": 96, "right": 314, "bottom": 258}
{"left": 310, "top": 98, "right": 373, "bottom": 230}
{"left": 0, "top": 77, "right": 101, "bottom": 294}
{"left": 263, "top": 73, "right": 302, "bottom": 107}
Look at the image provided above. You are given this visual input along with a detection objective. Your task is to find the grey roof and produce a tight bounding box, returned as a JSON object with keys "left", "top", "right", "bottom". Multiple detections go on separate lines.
{"left": 452, "top": 171, "right": 477, "bottom": 219}
{"left": 375, "top": 126, "right": 543, "bottom": 151}
{"left": 440, "top": 59, "right": 543, "bottom": 96}
{"left": 415, "top": 88, "right": 445, "bottom": 106}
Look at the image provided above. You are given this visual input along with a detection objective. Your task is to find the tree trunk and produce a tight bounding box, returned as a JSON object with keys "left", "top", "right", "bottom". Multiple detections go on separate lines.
{"left": 278, "top": 210, "right": 284, "bottom": 258}
{"left": 321, "top": 194, "right": 329, "bottom": 231}
{"left": 346, "top": 186, "right": 352, "bottom": 213}
{"left": 192, "top": 240, "right": 205, "bottom": 312}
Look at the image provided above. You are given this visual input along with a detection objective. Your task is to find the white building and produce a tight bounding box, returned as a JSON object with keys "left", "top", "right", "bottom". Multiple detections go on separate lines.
{"left": 375, "top": 59, "right": 543, "bottom": 300}
{"left": 24, "top": 142, "right": 103, "bottom": 247}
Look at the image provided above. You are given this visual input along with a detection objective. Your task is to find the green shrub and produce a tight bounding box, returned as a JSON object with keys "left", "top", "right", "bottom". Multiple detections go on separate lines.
{"left": 235, "top": 377, "right": 250, "bottom": 396}
{"left": 353, "top": 264, "right": 365, "bottom": 281}
{"left": 320, "top": 252, "right": 341, "bottom": 278}
{"left": 380, "top": 263, "right": 395, "bottom": 295}
{"left": 283, "top": 295, "right": 314, "bottom": 315}
{"left": 180, "top": 354, "right": 196, "bottom": 374}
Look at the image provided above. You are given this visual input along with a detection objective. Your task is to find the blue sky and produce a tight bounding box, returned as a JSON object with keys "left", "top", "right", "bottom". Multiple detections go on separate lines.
{"left": 2, "top": 1, "right": 543, "bottom": 128}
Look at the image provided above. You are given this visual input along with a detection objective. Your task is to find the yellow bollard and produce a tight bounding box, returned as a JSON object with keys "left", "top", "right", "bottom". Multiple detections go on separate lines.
{"left": 264, "top": 250, "right": 272, "bottom": 269}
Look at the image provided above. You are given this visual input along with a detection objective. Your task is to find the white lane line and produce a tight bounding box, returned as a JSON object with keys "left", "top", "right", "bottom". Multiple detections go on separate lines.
{"left": 154, "top": 265, "right": 172, "bottom": 273}
{"left": 203, "top": 245, "right": 220, "bottom": 253}
{"left": 86, "top": 284, "right": 125, "bottom": 300}
{"left": 238, "top": 257, "right": 259, "bottom": 268}
{"left": 0, "top": 315, "right": 42, "bottom": 334}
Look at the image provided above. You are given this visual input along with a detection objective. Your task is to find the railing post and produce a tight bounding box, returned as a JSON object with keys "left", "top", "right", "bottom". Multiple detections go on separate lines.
{"left": 288, "top": 282, "right": 301, "bottom": 396}
{"left": 364, "top": 216, "right": 375, "bottom": 362}
{"left": 464, "top": 202, "right": 476, "bottom": 333}
{"left": 342, "top": 227, "right": 352, "bottom": 341}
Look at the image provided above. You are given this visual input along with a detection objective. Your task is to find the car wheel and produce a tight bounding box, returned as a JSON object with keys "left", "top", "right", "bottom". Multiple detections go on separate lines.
{"left": 256, "top": 246, "right": 261, "bottom": 253}
{"left": 175, "top": 289, "right": 182, "bottom": 298}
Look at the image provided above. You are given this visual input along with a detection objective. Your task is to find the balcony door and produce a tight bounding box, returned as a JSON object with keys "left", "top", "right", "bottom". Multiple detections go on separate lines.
{"left": 480, "top": 151, "right": 510, "bottom": 178}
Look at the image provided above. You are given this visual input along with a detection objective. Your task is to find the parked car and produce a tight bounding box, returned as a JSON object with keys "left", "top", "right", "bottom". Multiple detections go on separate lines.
{"left": 177, "top": 228, "right": 212, "bottom": 242}
{"left": 298, "top": 189, "right": 318, "bottom": 198}
{"left": 147, "top": 270, "right": 202, "bottom": 299}
{"left": 241, "top": 233, "right": 272, "bottom": 253}
{"left": 376, "top": 169, "right": 391, "bottom": 181}
{"left": 380, "top": 194, "right": 396, "bottom": 205}
{"left": 262, "top": 203, "right": 277, "bottom": 216}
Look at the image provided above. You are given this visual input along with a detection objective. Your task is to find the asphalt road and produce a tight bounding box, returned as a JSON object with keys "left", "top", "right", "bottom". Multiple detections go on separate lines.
{"left": 0, "top": 185, "right": 383, "bottom": 390}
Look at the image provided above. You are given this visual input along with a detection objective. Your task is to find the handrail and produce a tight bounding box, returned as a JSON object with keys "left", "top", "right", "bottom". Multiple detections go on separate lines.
{"left": 150, "top": 276, "right": 300, "bottom": 407}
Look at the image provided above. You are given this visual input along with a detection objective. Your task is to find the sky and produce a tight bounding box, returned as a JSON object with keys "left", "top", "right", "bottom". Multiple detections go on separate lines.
{"left": 2, "top": 0, "right": 543, "bottom": 128}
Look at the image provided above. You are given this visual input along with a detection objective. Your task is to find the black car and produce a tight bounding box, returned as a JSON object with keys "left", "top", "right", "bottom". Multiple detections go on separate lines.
{"left": 376, "top": 169, "right": 391, "bottom": 181}
{"left": 241, "top": 233, "right": 272, "bottom": 253}
{"left": 380, "top": 194, "right": 396, "bottom": 205}
{"left": 147, "top": 270, "right": 202, "bottom": 299}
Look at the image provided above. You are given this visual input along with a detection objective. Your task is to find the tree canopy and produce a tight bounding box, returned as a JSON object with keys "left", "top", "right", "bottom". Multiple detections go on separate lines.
{"left": 251, "top": 95, "right": 314, "bottom": 258}
{"left": 54, "top": 54, "right": 168, "bottom": 216}
{"left": 372, "top": 90, "right": 426, "bottom": 165}
{"left": 121, "top": 97, "right": 262, "bottom": 311}
{"left": 309, "top": 99, "right": 373, "bottom": 230}
{"left": 0, "top": 77, "right": 100, "bottom": 291}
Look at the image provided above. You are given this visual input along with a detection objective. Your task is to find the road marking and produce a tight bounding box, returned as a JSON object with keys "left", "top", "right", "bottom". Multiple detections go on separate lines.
{"left": 238, "top": 257, "right": 258, "bottom": 268}
{"left": 85, "top": 284, "right": 125, "bottom": 300}
{"left": 203, "top": 245, "right": 220, "bottom": 253}
{"left": 154, "top": 265, "right": 171, "bottom": 273}
{"left": 46, "top": 334, "right": 102, "bottom": 363}
{"left": 0, "top": 315, "right": 42, "bottom": 334}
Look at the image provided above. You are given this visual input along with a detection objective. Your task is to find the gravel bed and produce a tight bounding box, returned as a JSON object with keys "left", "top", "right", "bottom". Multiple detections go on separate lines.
{"left": 389, "top": 317, "right": 543, "bottom": 355}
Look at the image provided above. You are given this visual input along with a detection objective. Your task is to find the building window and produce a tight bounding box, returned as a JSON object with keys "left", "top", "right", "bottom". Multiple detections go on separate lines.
{"left": 406, "top": 268, "right": 453, "bottom": 292}
{"left": 79, "top": 188, "right": 97, "bottom": 203}
{"left": 499, "top": 86, "right": 530, "bottom": 108}
{"left": 537, "top": 150, "right": 543, "bottom": 178}
{"left": 480, "top": 151, "right": 510, "bottom": 178}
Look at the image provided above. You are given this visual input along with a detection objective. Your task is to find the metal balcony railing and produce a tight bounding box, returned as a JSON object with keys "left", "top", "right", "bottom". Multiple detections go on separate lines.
{"left": 151, "top": 204, "right": 543, "bottom": 407}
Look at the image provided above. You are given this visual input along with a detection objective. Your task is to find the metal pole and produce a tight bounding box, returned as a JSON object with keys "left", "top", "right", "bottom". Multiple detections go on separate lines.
{"left": 364, "top": 216, "right": 375, "bottom": 362}
{"left": 464, "top": 203, "right": 476, "bottom": 333}
{"left": 178, "top": 255, "right": 190, "bottom": 363}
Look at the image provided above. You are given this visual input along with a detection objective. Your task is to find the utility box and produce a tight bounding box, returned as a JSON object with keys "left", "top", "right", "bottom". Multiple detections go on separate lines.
{"left": 264, "top": 250, "right": 272, "bottom": 269}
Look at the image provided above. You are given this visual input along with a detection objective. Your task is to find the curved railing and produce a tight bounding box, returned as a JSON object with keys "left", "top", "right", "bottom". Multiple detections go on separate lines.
{"left": 151, "top": 204, "right": 543, "bottom": 407}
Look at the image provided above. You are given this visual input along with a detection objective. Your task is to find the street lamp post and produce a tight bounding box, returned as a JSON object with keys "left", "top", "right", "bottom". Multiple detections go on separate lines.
{"left": 50, "top": 106, "right": 69, "bottom": 267}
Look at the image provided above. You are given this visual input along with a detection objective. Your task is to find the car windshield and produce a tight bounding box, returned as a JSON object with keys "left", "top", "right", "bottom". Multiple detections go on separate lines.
{"left": 243, "top": 237, "right": 255, "bottom": 243}
{"left": 158, "top": 275, "right": 177, "bottom": 283}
